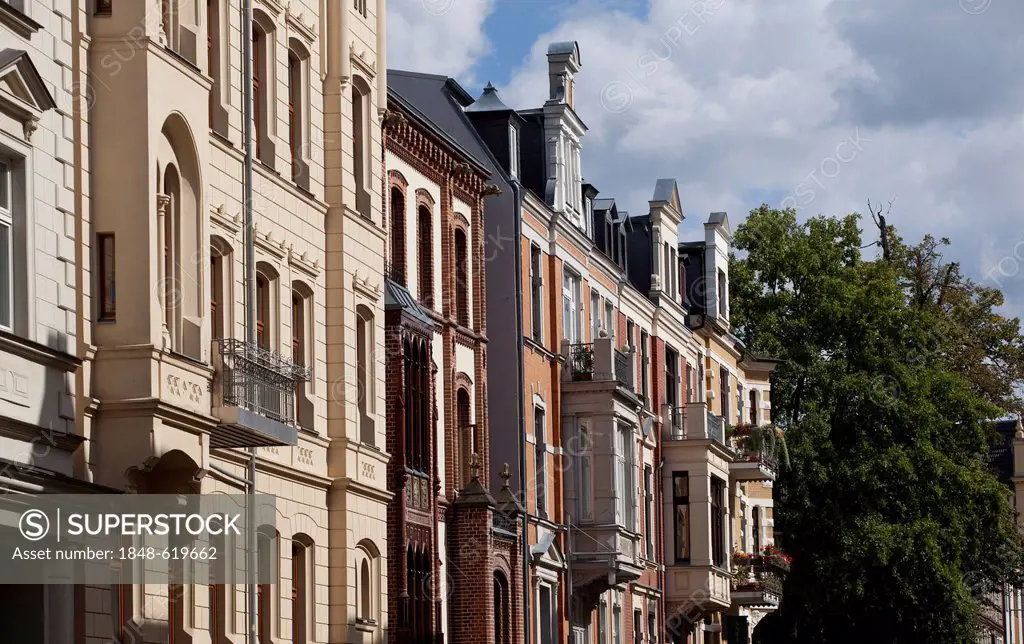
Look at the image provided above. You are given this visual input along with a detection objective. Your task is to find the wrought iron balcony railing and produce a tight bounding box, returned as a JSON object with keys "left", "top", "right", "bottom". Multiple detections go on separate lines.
{"left": 569, "top": 343, "right": 595, "bottom": 380}
{"left": 216, "top": 339, "right": 310, "bottom": 427}
{"left": 614, "top": 348, "right": 634, "bottom": 390}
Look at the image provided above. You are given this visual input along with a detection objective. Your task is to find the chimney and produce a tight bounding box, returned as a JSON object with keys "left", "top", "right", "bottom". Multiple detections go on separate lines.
{"left": 546, "top": 41, "right": 582, "bottom": 108}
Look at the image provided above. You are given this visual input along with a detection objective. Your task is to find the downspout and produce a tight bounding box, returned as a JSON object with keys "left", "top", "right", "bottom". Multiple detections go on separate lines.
{"left": 511, "top": 178, "right": 530, "bottom": 644}
{"left": 241, "top": 0, "right": 257, "bottom": 641}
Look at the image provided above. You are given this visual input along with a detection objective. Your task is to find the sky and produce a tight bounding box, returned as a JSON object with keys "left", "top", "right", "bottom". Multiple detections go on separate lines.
{"left": 388, "top": 0, "right": 1024, "bottom": 313}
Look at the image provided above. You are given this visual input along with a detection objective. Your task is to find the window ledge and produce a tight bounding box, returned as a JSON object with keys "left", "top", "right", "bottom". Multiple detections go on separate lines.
{"left": 0, "top": 2, "right": 42, "bottom": 38}
{"left": 354, "top": 618, "right": 377, "bottom": 633}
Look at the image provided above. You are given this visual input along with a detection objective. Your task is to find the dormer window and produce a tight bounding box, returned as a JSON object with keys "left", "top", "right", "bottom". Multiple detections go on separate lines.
{"left": 508, "top": 123, "right": 520, "bottom": 179}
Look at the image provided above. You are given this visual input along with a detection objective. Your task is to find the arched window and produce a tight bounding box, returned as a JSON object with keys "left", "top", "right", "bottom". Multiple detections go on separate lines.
{"left": 162, "top": 164, "right": 182, "bottom": 351}
{"left": 417, "top": 204, "right": 433, "bottom": 305}
{"left": 356, "top": 304, "right": 375, "bottom": 444}
{"left": 454, "top": 227, "right": 469, "bottom": 326}
{"left": 493, "top": 571, "right": 509, "bottom": 644}
{"left": 255, "top": 264, "right": 279, "bottom": 351}
{"left": 291, "top": 536, "right": 312, "bottom": 644}
{"left": 210, "top": 238, "right": 231, "bottom": 341}
{"left": 288, "top": 40, "right": 310, "bottom": 188}
{"left": 252, "top": 13, "right": 276, "bottom": 166}
{"left": 293, "top": 282, "right": 313, "bottom": 430}
{"left": 389, "top": 184, "right": 406, "bottom": 284}
{"left": 360, "top": 559, "right": 371, "bottom": 619}
{"left": 351, "top": 77, "right": 371, "bottom": 218}
{"left": 457, "top": 387, "right": 473, "bottom": 486}
{"left": 257, "top": 527, "right": 278, "bottom": 641}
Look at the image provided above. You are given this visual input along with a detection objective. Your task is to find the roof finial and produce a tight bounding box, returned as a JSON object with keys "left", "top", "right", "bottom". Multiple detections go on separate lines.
{"left": 501, "top": 462, "right": 511, "bottom": 488}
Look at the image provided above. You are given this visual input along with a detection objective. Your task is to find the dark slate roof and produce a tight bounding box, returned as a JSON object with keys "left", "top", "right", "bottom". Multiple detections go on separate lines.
{"left": 593, "top": 198, "right": 615, "bottom": 212}
{"left": 465, "top": 82, "right": 511, "bottom": 113}
{"left": 988, "top": 419, "right": 1020, "bottom": 485}
{"left": 384, "top": 279, "right": 434, "bottom": 328}
{"left": 709, "top": 211, "right": 729, "bottom": 227}
{"left": 652, "top": 178, "right": 678, "bottom": 203}
{"left": 453, "top": 476, "right": 496, "bottom": 508}
{"left": 548, "top": 41, "right": 579, "bottom": 59}
{"left": 389, "top": 70, "right": 505, "bottom": 181}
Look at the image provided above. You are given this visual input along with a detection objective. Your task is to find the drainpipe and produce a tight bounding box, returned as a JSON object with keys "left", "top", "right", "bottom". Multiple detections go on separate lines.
{"left": 510, "top": 178, "right": 530, "bottom": 644}
{"left": 241, "top": 0, "right": 257, "bottom": 640}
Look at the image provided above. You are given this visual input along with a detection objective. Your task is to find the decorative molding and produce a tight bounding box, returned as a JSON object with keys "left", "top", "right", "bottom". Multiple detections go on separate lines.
{"left": 254, "top": 229, "right": 287, "bottom": 260}
{"left": 210, "top": 204, "right": 241, "bottom": 234}
{"left": 255, "top": 0, "right": 284, "bottom": 16}
{"left": 352, "top": 270, "right": 382, "bottom": 301}
{"left": 350, "top": 43, "right": 376, "bottom": 79}
{"left": 287, "top": 245, "right": 320, "bottom": 279}
{"left": 285, "top": 4, "right": 317, "bottom": 43}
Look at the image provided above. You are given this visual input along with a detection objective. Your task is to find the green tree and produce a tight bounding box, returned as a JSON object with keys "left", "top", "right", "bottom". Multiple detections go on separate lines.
{"left": 731, "top": 205, "right": 1024, "bottom": 643}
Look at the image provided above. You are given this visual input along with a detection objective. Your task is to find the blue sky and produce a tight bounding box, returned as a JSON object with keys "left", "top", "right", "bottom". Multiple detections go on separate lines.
{"left": 389, "top": 0, "right": 1024, "bottom": 313}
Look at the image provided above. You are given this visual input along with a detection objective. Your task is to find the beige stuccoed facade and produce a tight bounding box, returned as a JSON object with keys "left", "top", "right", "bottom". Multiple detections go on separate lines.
{"left": 68, "top": 0, "right": 390, "bottom": 642}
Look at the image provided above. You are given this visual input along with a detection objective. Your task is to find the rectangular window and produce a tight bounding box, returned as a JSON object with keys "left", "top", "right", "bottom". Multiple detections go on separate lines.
{"left": 685, "top": 364, "right": 693, "bottom": 403}
{"left": 590, "top": 290, "right": 601, "bottom": 341}
{"left": 98, "top": 234, "right": 116, "bottom": 321}
{"left": 718, "top": 268, "right": 728, "bottom": 317}
{"left": 509, "top": 123, "right": 520, "bottom": 178}
{"left": 750, "top": 389, "right": 759, "bottom": 425}
{"left": 535, "top": 407, "right": 547, "bottom": 518}
{"left": 531, "top": 244, "right": 543, "bottom": 341}
{"left": 737, "top": 383, "right": 744, "bottom": 425}
{"left": 634, "top": 609, "right": 643, "bottom": 644}
{"left": 639, "top": 331, "right": 649, "bottom": 404}
{"left": 644, "top": 465, "right": 653, "bottom": 557}
{"left": 598, "top": 597, "right": 608, "bottom": 644}
{"left": 612, "top": 599, "right": 622, "bottom": 644}
{"left": 562, "top": 269, "right": 581, "bottom": 343}
{"left": 211, "top": 251, "right": 224, "bottom": 339}
{"left": 673, "top": 473, "right": 689, "bottom": 563}
{"left": 605, "top": 302, "right": 614, "bottom": 340}
{"left": 648, "top": 606, "right": 657, "bottom": 644}
{"left": 0, "top": 161, "right": 11, "bottom": 331}
{"left": 719, "top": 367, "right": 730, "bottom": 424}
{"left": 665, "top": 348, "right": 679, "bottom": 408}
{"left": 539, "top": 584, "right": 554, "bottom": 644}
{"left": 711, "top": 477, "right": 726, "bottom": 567}
{"left": 626, "top": 320, "right": 634, "bottom": 350}
{"left": 617, "top": 424, "right": 636, "bottom": 528}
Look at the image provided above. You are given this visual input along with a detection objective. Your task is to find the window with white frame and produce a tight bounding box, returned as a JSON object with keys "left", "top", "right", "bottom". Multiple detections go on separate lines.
{"left": 562, "top": 269, "right": 582, "bottom": 343}
{"left": 0, "top": 161, "right": 13, "bottom": 331}
{"left": 612, "top": 594, "right": 623, "bottom": 644}
{"left": 605, "top": 301, "right": 614, "bottom": 339}
{"left": 590, "top": 290, "right": 600, "bottom": 341}
{"left": 509, "top": 123, "right": 520, "bottom": 179}
{"left": 616, "top": 423, "right": 636, "bottom": 528}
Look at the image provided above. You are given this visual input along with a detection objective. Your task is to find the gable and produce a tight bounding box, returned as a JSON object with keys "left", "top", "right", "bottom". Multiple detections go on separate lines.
{"left": 0, "top": 50, "right": 56, "bottom": 124}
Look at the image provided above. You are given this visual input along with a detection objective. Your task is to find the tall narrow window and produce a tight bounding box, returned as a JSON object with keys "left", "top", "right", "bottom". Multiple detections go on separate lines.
{"left": 252, "top": 25, "right": 266, "bottom": 161}
{"left": 672, "top": 473, "right": 689, "bottom": 563}
{"left": 539, "top": 584, "right": 554, "bottom": 644}
{"left": 356, "top": 305, "right": 374, "bottom": 444}
{"left": 207, "top": 0, "right": 220, "bottom": 127}
{"left": 737, "top": 383, "right": 744, "bottom": 425}
{"left": 494, "top": 572, "right": 509, "bottom": 644}
{"left": 455, "top": 228, "right": 469, "bottom": 326}
{"left": 210, "top": 249, "right": 223, "bottom": 338}
{"left": 209, "top": 532, "right": 226, "bottom": 642}
{"left": 579, "top": 424, "right": 592, "bottom": 520}
{"left": 256, "top": 274, "right": 269, "bottom": 349}
{"left": 644, "top": 465, "right": 653, "bottom": 557}
{"left": 598, "top": 597, "right": 608, "bottom": 643}
{"left": 457, "top": 388, "right": 473, "bottom": 486}
{"left": 530, "top": 244, "right": 542, "bottom": 341}
{"left": 718, "top": 268, "right": 728, "bottom": 317}
{"left": 612, "top": 599, "right": 622, "bottom": 644}
{"left": 535, "top": 407, "right": 547, "bottom": 518}
{"left": 711, "top": 477, "right": 726, "bottom": 567}
{"left": 665, "top": 349, "right": 678, "bottom": 408}
{"left": 257, "top": 531, "right": 275, "bottom": 642}
{"left": 639, "top": 330, "right": 649, "bottom": 405}
{"left": 605, "top": 301, "right": 614, "bottom": 340}
{"left": 752, "top": 506, "right": 762, "bottom": 553}
{"left": 590, "top": 290, "right": 600, "bottom": 340}
{"left": 292, "top": 540, "right": 308, "bottom": 644}
{"left": 161, "top": 0, "right": 178, "bottom": 50}
{"left": 634, "top": 609, "right": 643, "bottom": 644}
{"left": 98, "top": 233, "right": 116, "bottom": 321}
{"left": 508, "top": 123, "right": 520, "bottom": 178}
{"left": 719, "top": 367, "right": 729, "bottom": 424}
{"left": 648, "top": 605, "right": 657, "bottom": 644}
{"left": 352, "top": 79, "right": 371, "bottom": 217}
{"left": 359, "top": 559, "right": 371, "bottom": 620}
{"left": 389, "top": 187, "right": 406, "bottom": 284}
{"left": 417, "top": 205, "right": 433, "bottom": 304}
{"left": 617, "top": 424, "right": 636, "bottom": 527}
{"left": 0, "top": 160, "right": 9, "bottom": 331}
{"left": 288, "top": 48, "right": 305, "bottom": 183}
{"left": 750, "top": 389, "right": 759, "bottom": 425}
{"left": 685, "top": 365, "right": 693, "bottom": 403}
{"left": 562, "top": 270, "right": 581, "bottom": 343}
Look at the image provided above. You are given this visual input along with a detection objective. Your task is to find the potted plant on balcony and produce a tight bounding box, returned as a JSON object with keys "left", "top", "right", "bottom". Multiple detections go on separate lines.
{"left": 732, "top": 551, "right": 757, "bottom": 588}
{"left": 761, "top": 544, "right": 793, "bottom": 571}
{"left": 734, "top": 424, "right": 790, "bottom": 468}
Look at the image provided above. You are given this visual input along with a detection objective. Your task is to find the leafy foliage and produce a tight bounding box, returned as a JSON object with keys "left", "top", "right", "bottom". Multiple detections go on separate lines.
{"left": 732, "top": 205, "right": 1024, "bottom": 643}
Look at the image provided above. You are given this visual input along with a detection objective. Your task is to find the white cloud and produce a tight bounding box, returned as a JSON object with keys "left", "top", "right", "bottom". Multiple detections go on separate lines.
{"left": 386, "top": 0, "right": 495, "bottom": 85}
{"left": 390, "top": 0, "right": 1024, "bottom": 310}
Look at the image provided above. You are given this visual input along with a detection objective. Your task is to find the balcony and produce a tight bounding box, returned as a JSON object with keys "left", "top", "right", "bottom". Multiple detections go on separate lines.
{"left": 665, "top": 564, "right": 732, "bottom": 618}
{"left": 663, "top": 402, "right": 729, "bottom": 449}
{"left": 569, "top": 523, "right": 644, "bottom": 602}
{"left": 211, "top": 339, "right": 309, "bottom": 448}
{"left": 731, "top": 550, "right": 789, "bottom": 608}
{"left": 562, "top": 338, "right": 639, "bottom": 402}
{"left": 730, "top": 424, "right": 782, "bottom": 482}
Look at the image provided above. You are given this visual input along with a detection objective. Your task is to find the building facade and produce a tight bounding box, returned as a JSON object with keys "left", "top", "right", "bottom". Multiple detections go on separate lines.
{"left": 73, "top": 0, "right": 390, "bottom": 641}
